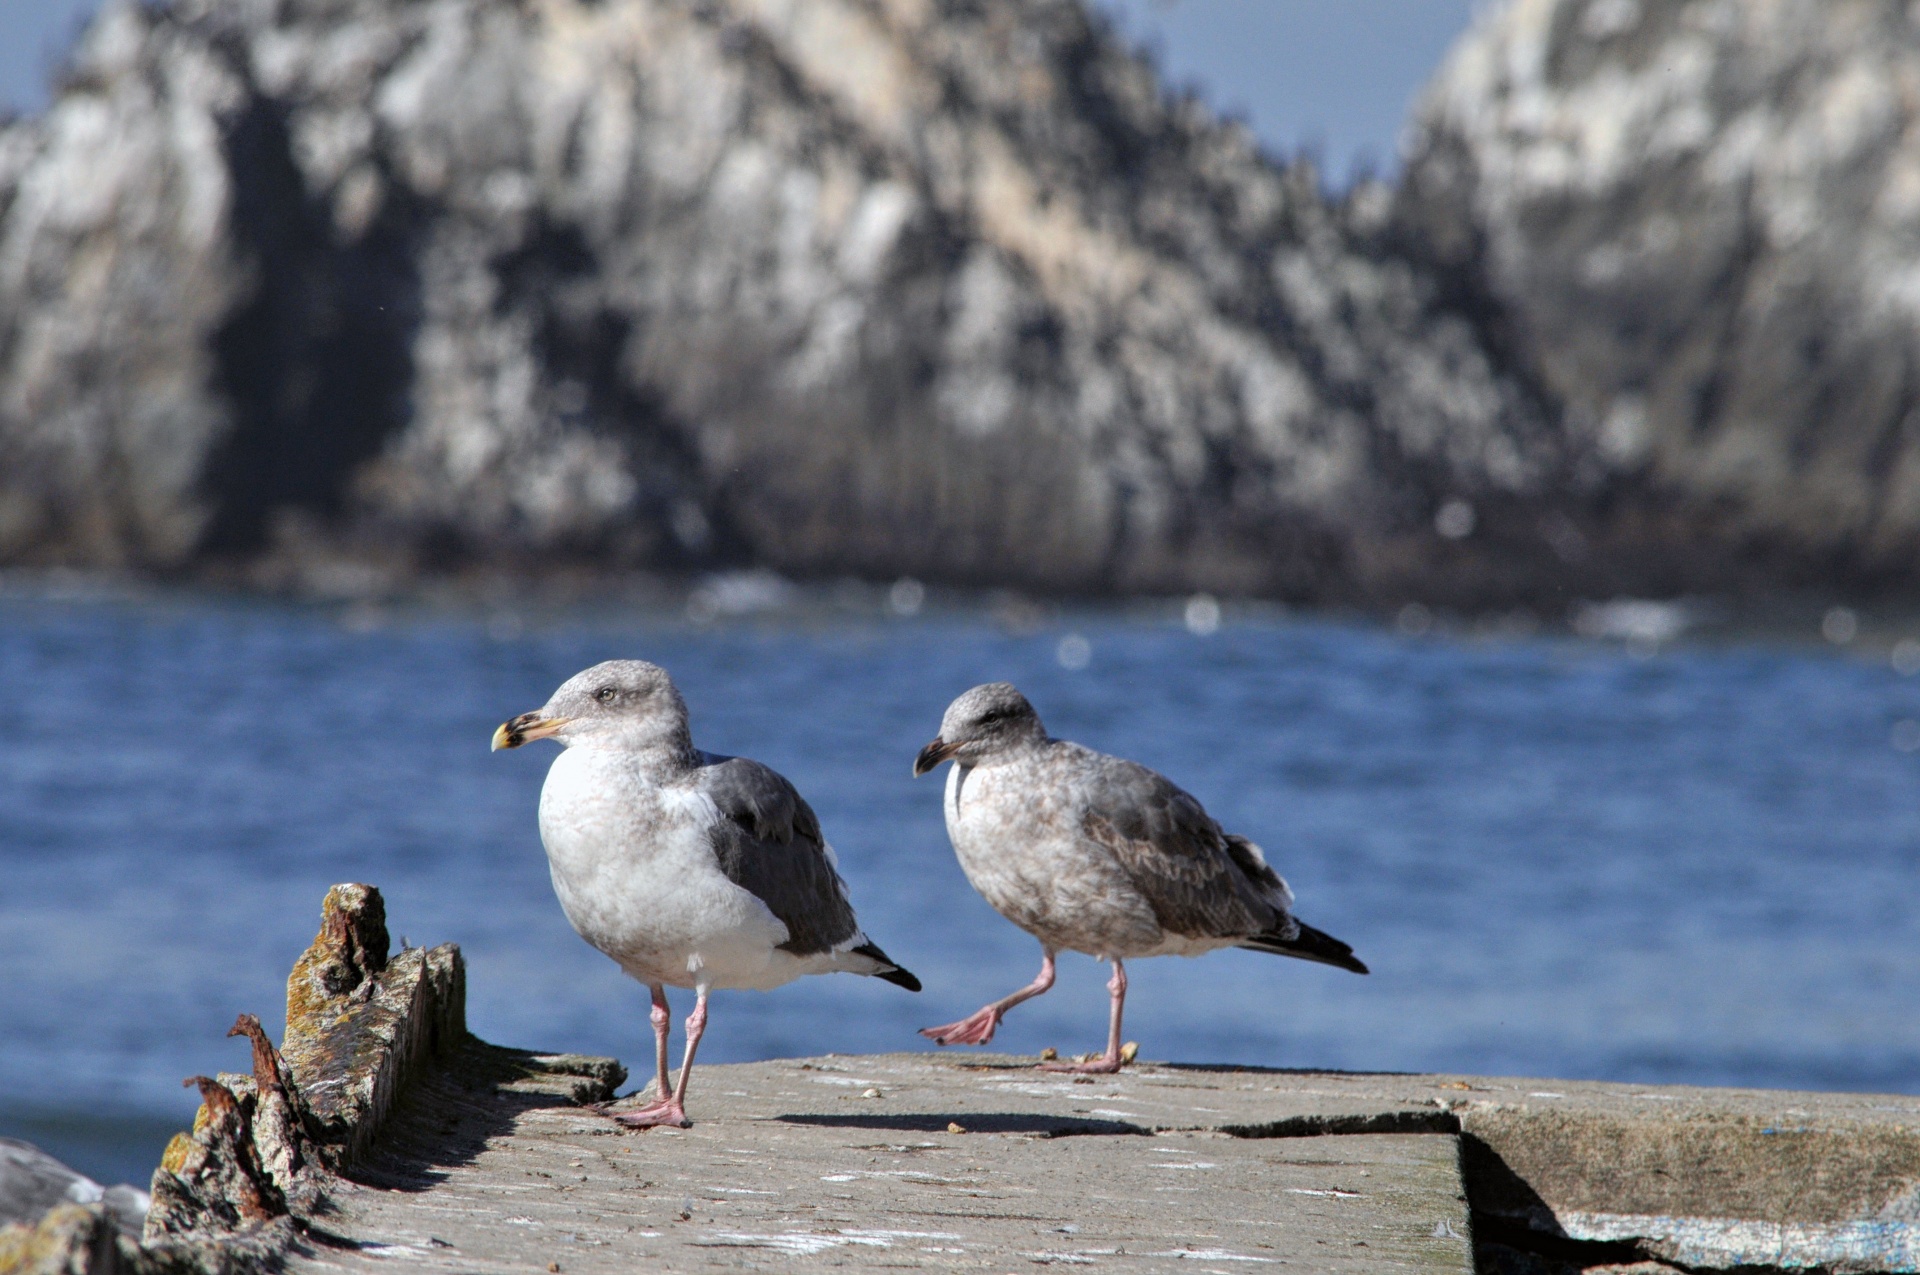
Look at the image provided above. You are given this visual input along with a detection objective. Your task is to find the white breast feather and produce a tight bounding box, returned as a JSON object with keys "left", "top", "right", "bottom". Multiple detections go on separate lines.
{"left": 537, "top": 748, "right": 803, "bottom": 991}
{"left": 944, "top": 757, "right": 1173, "bottom": 959}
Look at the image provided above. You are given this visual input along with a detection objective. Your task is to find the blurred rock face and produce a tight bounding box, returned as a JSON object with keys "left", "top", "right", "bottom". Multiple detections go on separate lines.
{"left": 1401, "top": 0, "right": 1920, "bottom": 589}
{"left": 0, "top": 0, "right": 1554, "bottom": 598}
{"left": 36, "top": 0, "right": 1920, "bottom": 602}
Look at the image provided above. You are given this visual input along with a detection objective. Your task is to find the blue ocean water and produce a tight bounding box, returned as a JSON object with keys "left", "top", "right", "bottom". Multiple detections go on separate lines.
{"left": 3, "top": 586, "right": 1918, "bottom": 1187}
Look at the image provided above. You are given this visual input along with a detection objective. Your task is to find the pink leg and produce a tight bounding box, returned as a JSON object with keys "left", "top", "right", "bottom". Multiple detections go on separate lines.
{"left": 615, "top": 987, "right": 706, "bottom": 1129}
{"left": 646, "top": 985, "right": 671, "bottom": 1098}
{"left": 920, "top": 948, "right": 1056, "bottom": 1046}
{"left": 1041, "top": 959, "right": 1129, "bottom": 1074}
{"left": 614, "top": 983, "right": 683, "bottom": 1129}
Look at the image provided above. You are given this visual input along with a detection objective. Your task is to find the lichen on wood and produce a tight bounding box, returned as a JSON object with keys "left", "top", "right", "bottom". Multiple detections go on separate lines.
{"left": 145, "top": 1076, "right": 282, "bottom": 1236}
{"left": 0, "top": 884, "right": 586, "bottom": 1275}
{"left": 281, "top": 886, "right": 466, "bottom": 1171}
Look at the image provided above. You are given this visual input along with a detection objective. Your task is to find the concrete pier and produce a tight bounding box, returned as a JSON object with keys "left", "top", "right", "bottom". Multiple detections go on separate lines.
{"left": 281, "top": 1043, "right": 1920, "bottom": 1274}
{"left": 287, "top": 1045, "right": 1474, "bottom": 1273}
{"left": 6, "top": 886, "right": 1919, "bottom": 1275}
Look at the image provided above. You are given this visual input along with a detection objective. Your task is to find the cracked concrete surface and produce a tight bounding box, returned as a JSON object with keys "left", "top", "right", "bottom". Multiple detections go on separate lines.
{"left": 285, "top": 1050, "right": 1474, "bottom": 1273}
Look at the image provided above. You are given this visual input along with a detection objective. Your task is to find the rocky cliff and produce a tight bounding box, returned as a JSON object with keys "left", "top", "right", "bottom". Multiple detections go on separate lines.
{"left": 7, "top": 0, "right": 1918, "bottom": 604}
{"left": 0, "top": 0, "right": 1556, "bottom": 601}
{"left": 1399, "top": 0, "right": 1920, "bottom": 593}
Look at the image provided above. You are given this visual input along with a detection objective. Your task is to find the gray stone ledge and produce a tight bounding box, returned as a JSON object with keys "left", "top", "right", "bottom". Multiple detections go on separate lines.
{"left": 6, "top": 887, "right": 1916, "bottom": 1275}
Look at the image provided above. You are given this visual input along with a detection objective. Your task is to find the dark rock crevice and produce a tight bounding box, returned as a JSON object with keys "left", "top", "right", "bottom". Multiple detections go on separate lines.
{"left": 200, "top": 95, "right": 423, "bottom": 558}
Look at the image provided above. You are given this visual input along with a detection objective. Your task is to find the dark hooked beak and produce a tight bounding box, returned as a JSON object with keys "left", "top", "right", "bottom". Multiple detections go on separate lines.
{"left": 913, "top": 737, "right": 959, "bottom": 777}
{"left": 491, "top": 711, "right": 570, "bottom": 751}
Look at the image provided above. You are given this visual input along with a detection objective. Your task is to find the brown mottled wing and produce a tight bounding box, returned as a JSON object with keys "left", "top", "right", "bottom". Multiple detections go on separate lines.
{"left": 1077, "top": 754, "right": 1291, "bottom": 941}
{"left": 694, "top": 753, "right": 859, "bottom": 956}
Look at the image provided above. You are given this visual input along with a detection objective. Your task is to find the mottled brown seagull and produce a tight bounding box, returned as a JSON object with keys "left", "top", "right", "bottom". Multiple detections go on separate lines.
{"left": 493, "top": 659, "right": 919, "bottom": 1128}
{"left": 912, "top": 682, "right": 1365, "bottom": 1073}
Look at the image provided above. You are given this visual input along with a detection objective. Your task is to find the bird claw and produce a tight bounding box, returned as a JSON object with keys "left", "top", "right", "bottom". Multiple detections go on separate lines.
{"left": 608, "top": 1099, "right": 690, "bottom": 1129}
{"left": 1039, "top": 1053, "right": 1126, "bottom": 1075}
{"left": 919, "top": 1007, "right": 1002, "bottom": 1046}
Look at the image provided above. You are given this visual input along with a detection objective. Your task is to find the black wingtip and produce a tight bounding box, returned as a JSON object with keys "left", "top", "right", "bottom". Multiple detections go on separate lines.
{"left": 877, "top": 966, "right": 923, "bottom": 992}
{"left": 1242, "top": 920, "right": 1369, "bottom": 975}
{"left": 851, "top": 941, "right": 922, "bottom": 991}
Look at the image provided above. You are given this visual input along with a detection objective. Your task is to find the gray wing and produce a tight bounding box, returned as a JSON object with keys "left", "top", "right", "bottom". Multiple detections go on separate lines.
{"left": 1076, "top": 753, "right": 1296, "bottom": 943}
{"left": 693, "top": 753, "right": 860, "bottom": 956}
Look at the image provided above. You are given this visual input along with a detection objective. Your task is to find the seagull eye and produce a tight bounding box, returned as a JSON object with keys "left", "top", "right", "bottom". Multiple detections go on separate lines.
{"left": 595, "top": 686, "right": 618, "bottom": 704}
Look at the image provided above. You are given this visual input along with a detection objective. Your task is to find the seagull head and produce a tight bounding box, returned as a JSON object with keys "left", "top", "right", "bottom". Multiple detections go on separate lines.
{"left": 914, "top": 682, "right": 1046, "bottom": 775}
{"left": 492, "top": 659, "right": 691, "bottom": 754}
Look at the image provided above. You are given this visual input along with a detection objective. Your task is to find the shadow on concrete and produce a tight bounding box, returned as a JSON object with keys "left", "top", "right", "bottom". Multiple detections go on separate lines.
{"left": 773, "top": 1112, "right": 1147, "bottom": 1137}
{"left": 1223, "top": 1110, "right": 1462, "bottom": 1138}
{"left": 1158, "top": 1062, "right": 1425, "bottom": 1079}
{"left": 343, "top": 1039, "right": 615, "bottom": 1192}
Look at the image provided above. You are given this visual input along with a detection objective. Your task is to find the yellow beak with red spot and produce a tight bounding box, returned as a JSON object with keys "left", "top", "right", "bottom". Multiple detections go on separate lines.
{"left": 491, "top": 713, "right": 571, "bottom": 751}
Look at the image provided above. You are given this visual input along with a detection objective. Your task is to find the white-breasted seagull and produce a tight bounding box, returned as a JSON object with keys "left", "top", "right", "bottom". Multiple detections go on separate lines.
{"left": 912, "top": 682, "right": 1365, "bottom": 1074}
{"left": 493, "top": 659, "right": 919, "bottom": 1128}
